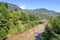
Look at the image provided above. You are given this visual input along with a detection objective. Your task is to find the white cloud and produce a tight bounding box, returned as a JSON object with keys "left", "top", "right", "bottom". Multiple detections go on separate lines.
{"left": 20, "top": 5, "right": 26, "bottom": 9}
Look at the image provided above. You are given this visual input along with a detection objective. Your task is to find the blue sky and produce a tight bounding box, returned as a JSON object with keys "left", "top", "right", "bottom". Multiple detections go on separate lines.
{"left": 0, "top": 0, "right": 60, "bottom": 12}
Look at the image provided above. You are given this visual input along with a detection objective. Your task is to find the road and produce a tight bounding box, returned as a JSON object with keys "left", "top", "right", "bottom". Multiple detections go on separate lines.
{"left": 6, "top": 20, "right": 48, "bottom": 40}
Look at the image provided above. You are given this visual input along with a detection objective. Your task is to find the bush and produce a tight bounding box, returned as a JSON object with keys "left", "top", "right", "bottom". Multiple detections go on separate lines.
{"left": 0, "top": 26, "right": 8, "bottom": 40}
{"left": 0, "top": 2, "right": 40, "bottom": 40}
{"left": 42, "top": 15, "right": 60, "bottom": 40}
{"left": 8, "top": 26, "right": 18, "bottom": 35}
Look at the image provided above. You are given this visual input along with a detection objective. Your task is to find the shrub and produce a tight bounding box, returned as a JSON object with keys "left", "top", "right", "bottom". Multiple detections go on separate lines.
{"left": 42, "top": 15, "right": 60, "bottom": 40}
{"left": 0, "top": 26, "right": 8, "bottom": 40}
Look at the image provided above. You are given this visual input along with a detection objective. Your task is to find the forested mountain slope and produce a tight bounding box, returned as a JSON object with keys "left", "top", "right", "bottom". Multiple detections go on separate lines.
{"left": 25, "top": 8, "right": 59, "bottom": 18}
{"left": 0, "top": 2, "right": 59, "bottom": 18}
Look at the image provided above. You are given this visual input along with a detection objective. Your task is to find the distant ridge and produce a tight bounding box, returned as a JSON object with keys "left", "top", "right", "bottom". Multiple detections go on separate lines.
{"left": 0, "top": 2, "right": 59, "bottom": 18}
{"left": 0, "top": 2, "right": 22, "bottom": 11}
{"left": 25, "top": 8, "right": 58, "bottom": 18}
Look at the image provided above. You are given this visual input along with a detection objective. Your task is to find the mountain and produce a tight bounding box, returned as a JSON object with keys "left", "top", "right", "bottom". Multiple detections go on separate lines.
{"left": 0, "top": 2, "right": 59, "bottom": 18}
{"left": 0, "top": 2, "right": 22, "bottom": 11}
{"left": 25, "top": 8, "right": 58, "bottom": 18}
{"left": 34, "top": 8, "right": 58, "bottom": 17}
{"left": 7, "top": 3, "right": 22, "bottom": 11}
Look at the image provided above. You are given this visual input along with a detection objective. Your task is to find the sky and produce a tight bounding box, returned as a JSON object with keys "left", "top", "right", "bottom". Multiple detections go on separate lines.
{"left": 0, "top": 0, "right": 60, "bottom": 12}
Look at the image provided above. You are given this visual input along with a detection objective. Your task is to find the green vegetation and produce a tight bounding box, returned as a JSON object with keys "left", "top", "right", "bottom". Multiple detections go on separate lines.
{"left": 42, "top": 15, "right": 60, "bottom": 40}
{"left": 0, "top": 2, "right": 60, "bottom": 40}
{"left": 0, "top": 2, "right": 40, "bottom": 40}
{"left": 0, "top": 2, "right": 58, "bottom": 18}
{"left": 25, "top": 8, "right": 58, "bottom": 19}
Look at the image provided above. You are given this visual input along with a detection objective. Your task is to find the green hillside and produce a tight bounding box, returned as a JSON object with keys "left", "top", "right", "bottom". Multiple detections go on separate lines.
{"left": 0, "top": 2, "right": 39, "bottom": 40}
{"left": 0, "top": 2, "right": 59, "bottom": 18}
{"left": 25, "top": 8, "right": 59, "bottom": 18}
